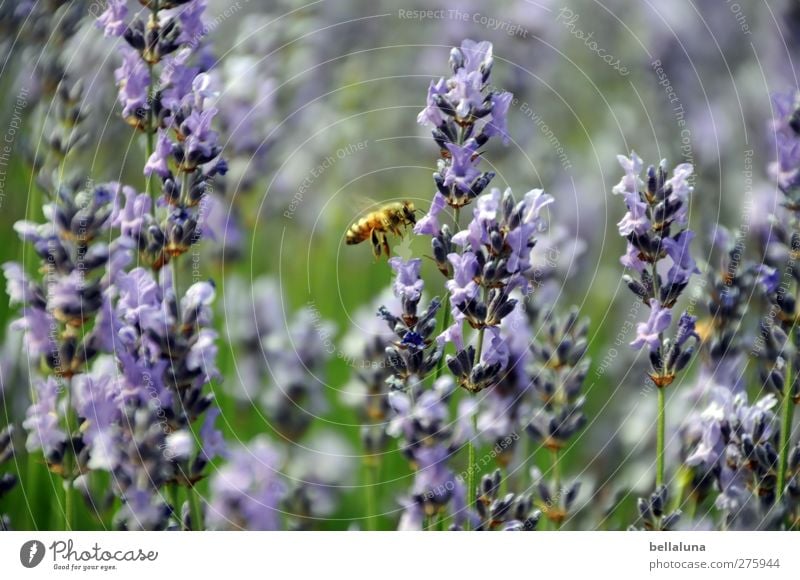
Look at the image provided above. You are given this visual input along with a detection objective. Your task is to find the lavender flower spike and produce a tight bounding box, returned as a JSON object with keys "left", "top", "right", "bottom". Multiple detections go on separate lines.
{"left": 614, "top": 151, "right": 699, "bottom": 506}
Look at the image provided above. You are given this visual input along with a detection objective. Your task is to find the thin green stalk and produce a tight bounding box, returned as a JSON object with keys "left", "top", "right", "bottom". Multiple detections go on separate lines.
{"left": 684, "top": 494, "right": 697, "bottom": 523}
{"left": 464, "top": 281, "right": 490, "bottom": 530}
{"left": 187, "top": 486, "right": 203, "bottom": 531}
{"left": 144, "top": 2, "right": 158, "bottom": 206}
{"left": 466, "top": 439, "right": 475, "bottom": 530}
{"left": 26, "top": 451, "right": 40, "bottom": 530}
{"left": 171, "top": 255, "right": 181, "bottom": 302}
{"left": 56, "top": 151, "right": 69, "bottom": 190}
{"left": 64, "top": 475, "right": 74, "bottom": 531}
{"left": 551, "top": 448, "right": 563, "bottom": 529}
{"left": 777, "top": 371, "right": 796, "bottom": 500}
{"left": 551, "top": 448, "right": 561, "bottom": 492}
{"left": 169, "top": 484, "right": 181, "bottom": 526}
{"left": 656, "top": 387, "right": 666, "bottom": 488}
{"left": 364, "top": 460, "right": 379, "bottom": 531}
{"left": 145, "top": 69, "right": 156, "bottom": 204}
{"left": 433, "top": 296, "right": 451, "bottom": 379}
{"left": 63, "top": 378, "right": 75, "bottom": 531}
{"left": 650, "top": 255, "right": 667, "bottom": 490}
{"left": 671, "top": 465, "right": 690, "bottom": 513}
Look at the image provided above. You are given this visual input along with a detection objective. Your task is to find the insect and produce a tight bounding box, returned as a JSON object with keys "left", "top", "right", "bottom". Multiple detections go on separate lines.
{"left": 346, "top": 201, "right": 417, "bottom": 258}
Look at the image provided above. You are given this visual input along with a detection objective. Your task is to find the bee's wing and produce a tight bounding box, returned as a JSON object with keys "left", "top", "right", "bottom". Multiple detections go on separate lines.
{"left": 351, "top": 196, "right": 385, "bottom": 214}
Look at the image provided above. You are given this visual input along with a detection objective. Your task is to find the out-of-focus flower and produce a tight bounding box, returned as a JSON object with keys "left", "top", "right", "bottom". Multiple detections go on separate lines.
{"left": 207, "top": 437, "right": 285, "bottom": 530}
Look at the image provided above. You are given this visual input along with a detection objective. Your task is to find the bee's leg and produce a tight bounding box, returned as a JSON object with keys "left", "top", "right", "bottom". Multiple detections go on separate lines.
{"left": 370, "top": 229, "right": 382, "bottom": 259}
{"left": 382, "top": 234, "right": 391, "bottom": 258}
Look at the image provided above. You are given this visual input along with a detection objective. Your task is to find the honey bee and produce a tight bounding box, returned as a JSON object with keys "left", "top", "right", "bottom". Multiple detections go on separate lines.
{"left": 346, "top": 201, "right": 417, "bottom": 258}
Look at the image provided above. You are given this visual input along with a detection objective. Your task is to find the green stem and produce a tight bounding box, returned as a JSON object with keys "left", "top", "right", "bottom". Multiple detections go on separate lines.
{"left": 551, "top": 448, "right": 561, "bottom": 492}
{"left": 169, "top": 484, "right": 182, "bottom": 527}
{"left": 64, "top": 475, "right": 74, "bottom": 531}
{"left": 145, "top": 68, "right": 155, "bottom": 205}
{"left": 144, "top": 2, "right": 159, "bottom": 206}
{"left": 671, "top": 466, "right": 690, "bottom": 513}
{"left": 464, "top": 282, "right": 490, "bottom": 530}
{"left": 466, "top": 439, "right": 475, "bottom": 530}
{"left": 187, "top": 486, "right": 203, "bottom": 531}
{"left": 57, "top": 151, "right": 69, "bottom": 190}
{"left": 26, "top": 452, "right": 40, "bottom": 530}
{"left": 551, "top": 448, "right": 563, "bottom": 530}
{"left": 433, "top": 295, "right": 451, "bottom": 379}
{"left": 656, "top": 387, "right": 666, "bottom": 488}
{"left": 777, "top": 372, "right": 796, "bottom": 500}
{"left": 475, "top": 328, "right": 485, "bottom": 360}
{"left": 364, "top": 460, "right": 379, "bottom": 531}
{"left": 63, "top": 378, "right": 75, "bottom": 531}
{"left": 171, "top": 253, "right": 181, "bottom": 301}
{"left": 685, "top": 494, "right": 697, "bottom": 523}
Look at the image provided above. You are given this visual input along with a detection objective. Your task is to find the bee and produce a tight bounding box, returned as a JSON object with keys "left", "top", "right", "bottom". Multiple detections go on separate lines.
{"left": 346, "top": 201, "right": 417, "bottom": 258}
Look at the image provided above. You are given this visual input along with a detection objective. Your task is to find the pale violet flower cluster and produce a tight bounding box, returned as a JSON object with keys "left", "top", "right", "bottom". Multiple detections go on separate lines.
{"left": 614, "top": 153, "right": 699, "bottom": 388}
{"left": 442, "top": 187, "right": 553, "bottom": 394}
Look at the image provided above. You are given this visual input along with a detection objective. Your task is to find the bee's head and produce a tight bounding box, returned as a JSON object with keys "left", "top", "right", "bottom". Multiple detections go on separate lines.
{"left": 403, "top": 201, "right": 417, "bottom": 224}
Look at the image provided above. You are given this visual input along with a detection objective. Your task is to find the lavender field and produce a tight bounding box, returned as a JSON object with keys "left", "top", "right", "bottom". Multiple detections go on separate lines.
{"left": 0, "top": 0, "right": 798, "bottom": 534}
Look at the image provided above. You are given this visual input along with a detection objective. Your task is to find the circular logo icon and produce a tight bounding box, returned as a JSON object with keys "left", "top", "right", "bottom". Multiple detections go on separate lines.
{"left": 20, "top": 540, "right": 45, "bottom": 568}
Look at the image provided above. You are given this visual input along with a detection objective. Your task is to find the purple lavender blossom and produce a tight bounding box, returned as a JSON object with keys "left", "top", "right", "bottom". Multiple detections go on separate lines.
{"left": 630, "top": 300, "right": 672, "bottom": 352}
{"left": 414, "top": 192, "right": 447, "bottom": 236}
{"left": 675, "top": 313, "right": 699, "bottom": 347}
{"left": 96, "top": 0, "right": 128, "bottom": 38}
{"left": 159, "top": 48, "right": 200, "bottom": 113}
{"left": 144, "top": 131, "right": 174, "bottom": 178}
{"left": 388, "top": 377, "right": 473, "bottom": 529}
{"left": 768, "top": 90, "right": 800, "bottom": 192}
{"left": 615, "top": 153, "right": 699, "bottom": 383}
{"left": 484, "top": 91, "right": 513, "bottom": 144}
{"left": 415, "top": 39, "right": 510, "bottom": 221}
{"left": 686, "top": 387, "right": 778, "bottom": 526}
{"left": 22, "top": 377, "right": 66, "bottom": 458}
{"left": 445, "top": 252, "right": 479, "bottom": 307}
{"left": 442, "top": 142, "right": 481, "bottom": 192}
{"left": 663, "top": 230, "right": 700, "bottom": 285}
{"left": 176, "top": 0, "right": 207, "bottom": 45}
{"left": 114, "top": 47, "right": 150, "bottom": 125}
{"left": 389, "top": 257, "right": 424, "bottom": 303}
{"left": 207, "top": 437, "right": 285, "bottom": 530}
{"left": 417, "top": 78, "right": 448, "bottom": 127}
